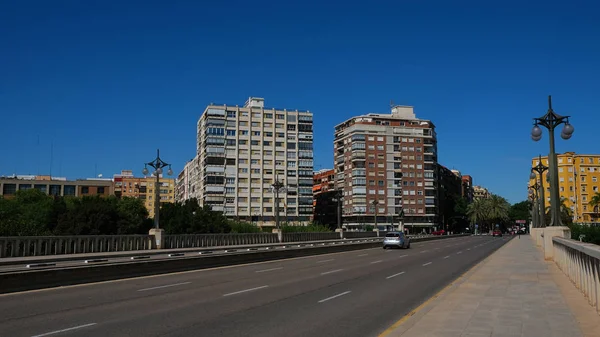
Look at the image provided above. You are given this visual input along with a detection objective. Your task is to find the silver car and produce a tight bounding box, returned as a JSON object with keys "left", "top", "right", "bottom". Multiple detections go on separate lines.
{"left": 383, "top": 232, "right": 411, "bottom": 249}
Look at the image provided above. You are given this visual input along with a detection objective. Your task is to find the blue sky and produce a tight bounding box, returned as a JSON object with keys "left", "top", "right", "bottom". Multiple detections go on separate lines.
{"left": 1, "top": 0, "right": 599, "bottom": 204}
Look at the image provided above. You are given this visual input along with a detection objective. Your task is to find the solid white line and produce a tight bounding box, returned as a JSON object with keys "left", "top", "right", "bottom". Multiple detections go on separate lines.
{"left": 317, "top": 259, "right": 335, "bottom": 263}
{"left": 223, "top": 285, "right": 269, "bottom": 297}
{"left": 31, "top": 323, "right": 97, "bottom": 337}
{"left": 321, "top": 269, "right": 343, "bottom": 275}
{"left": 358, "top": 253, "right": 368, "bottom": 257}
{"left": 370, "top": 260, "right": 383, "bottom": 264}
{"left": 443, "top": 255, "right": 450, "bottom": 259}
{"left": 422, "top": 262, "right": 432, "bottom": 266}
{"left": 386, "top": 271, "right": 405, "bottom": 279}
{"left": 255, "top": 267, "right": 283, "bottom": 273}
{"left": 137, "top": 282, "right": 191, "bottom": 292}
{"left": 318, "top": 291, "right": 351, "bottom": 303}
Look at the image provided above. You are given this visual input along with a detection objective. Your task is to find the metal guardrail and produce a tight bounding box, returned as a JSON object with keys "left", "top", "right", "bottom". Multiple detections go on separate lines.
{"left": 552, "top": 237, "right": 600, "bottom": 314}
{"left": 0, "top": 232, "right": 395, "bottom": 258}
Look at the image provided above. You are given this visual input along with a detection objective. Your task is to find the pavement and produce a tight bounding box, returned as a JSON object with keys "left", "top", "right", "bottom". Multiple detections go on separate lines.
{"left": 0, "top": 235, "right": 509, "bottom": 337}
{"left": 381, "top": 234, "right": 600, "bottom": 337}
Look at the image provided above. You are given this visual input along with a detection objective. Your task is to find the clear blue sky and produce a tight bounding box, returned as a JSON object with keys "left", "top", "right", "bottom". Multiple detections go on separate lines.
{"left": 1, "top": 0, "right": 599, "bottom": 204}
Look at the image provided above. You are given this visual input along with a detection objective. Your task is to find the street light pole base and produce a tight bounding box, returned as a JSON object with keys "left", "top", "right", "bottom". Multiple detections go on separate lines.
{"left": 149, "top": 228, "right": 165, "bottom": 249}
{"left": 271, "top": 228, "right": 283, "bottom": 243}
{"left": 542, "top": 226, "right": 570, "bottom": 261}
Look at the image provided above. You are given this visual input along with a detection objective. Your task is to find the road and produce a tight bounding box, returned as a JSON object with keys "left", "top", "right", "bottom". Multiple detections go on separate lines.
{"left": 0, "top": 235, "right": 511, "bottom": 337}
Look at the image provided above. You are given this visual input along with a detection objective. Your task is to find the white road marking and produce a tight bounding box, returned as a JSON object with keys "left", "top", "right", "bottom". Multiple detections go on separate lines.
{"left": 321, "top": 269, "right": 343, "bottom": 275}
{"left": 318, "top": 291, "right": 351, "bottom": 303}
{"left": 31, "top": 323, "right": 97, "bottom": 337}
{"left": 358, "top": 253, "right": 368, "bottom": 257}
{"left": 398, "top": 254, "right": 408, "bottom": 258}
{"left": 317, "top": 259, "right": 334, "bottom": 263}
{"left": 422, "top": 262, "right": 432, "bottom": 266}
{"left": 443, "top": 255, "right": 450, "bottom": 259}
{"left": 457, "top": 251, "right": 463, "bottom": 254}
{"left": 420, "top": 250, "right": 429, "bottom": 253}
{"left": 255, "top": 267, "right": 283, "bottom": 273}
{"left": 137, "top": 282, "right": 191, "bottom": 292}
{"left": 386, "top": 271, "right": 405, "bottom": 279}
{"left": 467, "top": 248, "right": 471, "bottom": 251}
{"left": 223, "top": 285, "right": 269, "bottom": 297}
{"left": 370, "top": 260, "right": 383, "bottom": 264}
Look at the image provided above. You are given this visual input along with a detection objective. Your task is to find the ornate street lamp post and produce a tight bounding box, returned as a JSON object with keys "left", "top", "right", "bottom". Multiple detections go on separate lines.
{"left": 372, "top": 200, "right": 379, "bottom": 231}
{"left": 332, "top": 189, "right": 343, "bottom": 231}
{"left": 143, "top": 149, "right": 173, "bottom": 230}
{"left": 530, "top": 155, "right": 548, "bottom": 227}
{"left": 271, "top": 178, "right": 286, "bottom": 230}
{"left": 531, "top": 96, "right": 574, "bottom": 226}
{"left": 529, "top": 183, "right": 539, "bottom": 228}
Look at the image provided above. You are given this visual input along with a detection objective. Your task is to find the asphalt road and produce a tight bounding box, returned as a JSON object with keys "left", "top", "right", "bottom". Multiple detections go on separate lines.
{"left": 0, "top": 235, "right": 511, "bottom": 337}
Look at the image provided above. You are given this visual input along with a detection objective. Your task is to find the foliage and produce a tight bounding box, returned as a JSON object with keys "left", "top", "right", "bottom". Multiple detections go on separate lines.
{"left": 0, "top": 190, "right": 151, "bottom": 236}
{"left": 159, "top": 199, "right": 231, "bottom": 234}
{"left": 508, "top": 201, "right": 531, "bottom": 223}
{"left": 229, "top": 220, "right": 263, "bottom": 233}
{"left": 543, "top": 197, "right": 573, "bottom": 226}
{"left": 466, "top": 194, "right": 511, "bottom": 232}
{"left": 568, "top": 223, "right": 600, "bottom": 245}
{"left": 281, "top": 223, "right": 332, "bottom": 233}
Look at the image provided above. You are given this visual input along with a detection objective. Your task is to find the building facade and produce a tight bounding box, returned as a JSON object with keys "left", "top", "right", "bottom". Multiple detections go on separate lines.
{"left": 313, "top": 169, "right": 337, "bottom": 227}
{"left": 175, "top": 156, "right": 200, "bottom": 202}
{"left": 473, "top": 185, "right": 490, "bottom": 200}
{"left": 529, "top": 152, "right": 600, "bottom": 223}
{"left": 333, "top": 105, "right": 438, "bottom": 232}
{"left": 195, "top": 97, "right": 314, "bottom": 227}
{"left": 461, "top": 174, "right": 474, "bottom": 202}
{"left": 438, "top": 165, "right": 465, "bottom": 231}
{"left": 113, "top": 170, "right": 175, "bottom": 218}
{"left": 0, "top": 175, "right": 113, "bottom": 198}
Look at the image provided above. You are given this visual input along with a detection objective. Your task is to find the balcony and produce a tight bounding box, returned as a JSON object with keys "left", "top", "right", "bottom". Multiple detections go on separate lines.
{"left": 336, "top": 156, "right": 345, "bottom": 164}
{"left": 351, "top": 151, "right": 366, "bottom": 160}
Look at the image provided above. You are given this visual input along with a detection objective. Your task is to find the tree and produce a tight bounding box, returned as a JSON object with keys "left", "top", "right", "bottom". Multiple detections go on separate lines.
{"left": 116, "top": 197, "right": 151, "bottom": 234}
{"left": 544, "top": 197, "right": 573, "bottom": 226}
{"left": 589, "top": 192, "right": 600, "bottom": 222}
{"left": 509, "top": 201, "right": 531, "bottom": 223}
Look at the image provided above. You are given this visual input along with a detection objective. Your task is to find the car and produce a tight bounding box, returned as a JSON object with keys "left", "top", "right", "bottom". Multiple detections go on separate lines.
{"left": 383, "top": 232, "right": 410, "bottom": 249}
{"left": 492, "top": 230, "right": 503, "bottom": 237}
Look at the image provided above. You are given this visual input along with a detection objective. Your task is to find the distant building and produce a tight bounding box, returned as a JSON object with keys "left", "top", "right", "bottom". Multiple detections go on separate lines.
{"left": 461, "top": 175, "right": 474, "bottom": 202}
{"left": 0, "top": 175, "right": 113, "bottom": 198}
{"left": 113, "top": 170, "right": 175, "bottom": 218}
{"left": 473, "top": 185, "right": 491, "bottom": 200}
{"left": 175, "top": 156, "right": 200, "bottom": 202}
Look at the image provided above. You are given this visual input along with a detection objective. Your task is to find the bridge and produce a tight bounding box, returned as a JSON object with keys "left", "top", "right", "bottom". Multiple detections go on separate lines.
{"left": 0, "top": 231, "right": 598, "bottom": 337}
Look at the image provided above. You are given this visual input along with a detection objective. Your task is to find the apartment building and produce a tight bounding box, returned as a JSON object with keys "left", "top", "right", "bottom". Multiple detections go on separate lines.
{"left": 196, "top": 97, "right": 314, "bottom": 227}
{"left": 473, "top": 186, "right": 490, "bottom": 200}
{"left": 529, "top": 152, "right": 600, "bottom": 223}
{"left": 461, "top": 175, "right": 474, "bottom": 202}
{"left": 113, "top": 170, "right": 175, "bottom": 218}
{"left": 313, "top": 169, "right": 336, "bottom": 197}
{"left": 334, "top": 105, "right": 438, "bottom": 232}
{"left": 0, "top": 175, "right": 113, "bottom": 198}
{"left": 175, "top": 156, "right": 200, "bottom": 202}
{"left": 313, "top": 169, "right": 337, "bottom": 227}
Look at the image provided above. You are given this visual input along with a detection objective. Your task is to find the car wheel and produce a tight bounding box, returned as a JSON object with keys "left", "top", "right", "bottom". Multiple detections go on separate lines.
{"left": 383, "top": 246, "right": 387, "bottom": 250}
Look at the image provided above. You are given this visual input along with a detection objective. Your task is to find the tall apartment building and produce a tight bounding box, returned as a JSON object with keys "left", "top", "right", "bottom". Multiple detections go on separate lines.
{"left": 196, "top": 97, "right": 314, "bottom": 227}
{"left": 113, "top": 170, "right": 176, "bottom": 218}
{"left": 313, "top": 169, "right": 337, "bottom": 227}
{"left": 175, "top": 156, "right": 200, "bottom": 202}
{"left": 529, "top": 152, "right": 600, "bottom": 223}
{"left": 461, "top": 175, "right": 474, "bottom": 202}
{"left": 334, "top": 105, "right": 438, "bottom": 232}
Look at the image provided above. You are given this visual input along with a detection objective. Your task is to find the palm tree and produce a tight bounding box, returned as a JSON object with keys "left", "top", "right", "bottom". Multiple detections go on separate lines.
{"left": 485, "top": 194, "right": 510, "bottom": 232}
{"left": 467, "top": 199, "right": 488, "bottom": 232}
{"left": 545, "top": 197, "right": 573, "bottom": 225}
{"left": 588, "top": 192, "right": 600, "bottom": 222}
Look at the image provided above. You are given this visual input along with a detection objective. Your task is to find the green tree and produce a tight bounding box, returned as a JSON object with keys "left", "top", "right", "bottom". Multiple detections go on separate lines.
{"left": 54, "top": 196, "right": 120, "bottom": 235}
{"left": 116, "top": 197, "right": 151, "bottom": 234}
{"left": 588, "top": 192, "right": 600, "bottom": 221}
{"left": 509, "top": 200, "right": 531, "bottom": 223}
{"left": 0, "top": 189, "right": 55, "bottom": 236}
{"left": 544, "top": 197, "right": 573, "bottom": 226}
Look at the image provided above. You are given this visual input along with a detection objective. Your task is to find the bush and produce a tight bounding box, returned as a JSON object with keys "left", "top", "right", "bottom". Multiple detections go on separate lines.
{"left": 281, "top": 223, "right": 332, "bottom": 233}
{"left": 569, "top": 223, "right": 600, "bottom": 245}
{"left": 229, "top": 221, "right": 263, "bottom": 233}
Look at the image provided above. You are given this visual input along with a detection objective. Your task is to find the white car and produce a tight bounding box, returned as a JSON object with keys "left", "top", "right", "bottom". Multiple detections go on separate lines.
{"left": 383, "top": 232, "right": 411, "bottom": 249}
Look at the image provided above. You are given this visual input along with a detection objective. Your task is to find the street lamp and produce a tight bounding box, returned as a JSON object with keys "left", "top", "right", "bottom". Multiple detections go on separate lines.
{"left": 530, "top": 155, "right": 548, "bottom": 227}
{"left": 529, "top": 183, "right": 539, "bottom": 228}
{"left": 332, "top": 189, "right": 343, "bottom": 231}
{"left": 531, "top": 96, "right": 574, "bottom": 226}
{"left": 271, "top": 177, "right": 286, "bottom": 230}
{"left": 143, "top": 149, "right": 173, "bottom": 230}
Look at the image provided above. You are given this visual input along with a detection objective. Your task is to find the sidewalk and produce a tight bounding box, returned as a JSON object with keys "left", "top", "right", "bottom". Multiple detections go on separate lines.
{"left": 382, "top": 236, "right": 600, "bottom": 337}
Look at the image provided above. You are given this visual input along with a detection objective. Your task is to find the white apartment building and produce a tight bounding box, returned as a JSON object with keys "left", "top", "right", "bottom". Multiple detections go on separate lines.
{"left": 334, "top": 105, "right": 439, "bottom": 232}
{"left": 175, "top": 156, "right": 200, "bottom": 202}
{"left": 196, "top": 97, "right": 314, "bottom": 227}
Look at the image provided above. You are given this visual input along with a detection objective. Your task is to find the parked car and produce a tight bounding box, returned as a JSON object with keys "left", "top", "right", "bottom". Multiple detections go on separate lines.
{"left": 492, "top": 230, "right": 503, "bottom": 237}
{"left": 432, "top": 230, "right": 445, "bottom": 236}
{"left": 383, "top": 232, "right": 411, "bottom": 249}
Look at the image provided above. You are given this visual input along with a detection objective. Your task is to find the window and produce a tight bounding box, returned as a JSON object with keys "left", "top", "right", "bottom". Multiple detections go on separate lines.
{"left": 97, "top": 187, "right": 105, "bottom": 194}
{"left": 226, "top": 130, "right": 236, "bottom": 136}
{"left": 81, "top": 186, "right": 89, "bottom": 194}
{"left": 253, "top": 131, "right": 260, "bottom": 136}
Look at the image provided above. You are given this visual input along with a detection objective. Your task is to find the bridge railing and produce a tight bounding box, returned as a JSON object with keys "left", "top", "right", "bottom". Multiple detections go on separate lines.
{"left": 552, "top": 237, "right": 600, "bottom": 314}
{"left": 0, "top": 235, "right": 153, "bottom": 258}
{"left": 0, "top": 231, "right": 391, "bottom": 258}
